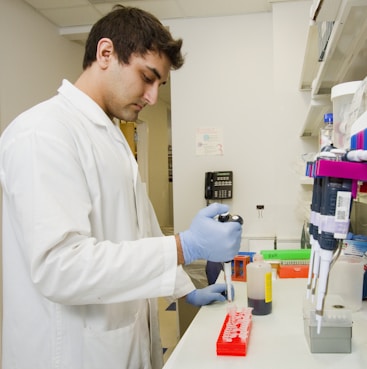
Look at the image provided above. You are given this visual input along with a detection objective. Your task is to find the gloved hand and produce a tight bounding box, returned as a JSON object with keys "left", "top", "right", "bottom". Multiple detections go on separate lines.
{"left": 186, "top": 283, "right": 235, "bottom": 306}
{"left": 179, "top": 203, "right": 242, "bottom": 264}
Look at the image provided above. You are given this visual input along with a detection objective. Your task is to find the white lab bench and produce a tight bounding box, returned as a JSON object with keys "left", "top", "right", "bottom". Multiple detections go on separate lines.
{"left": 163, "top": 278, "right": 367, "bottom": 369}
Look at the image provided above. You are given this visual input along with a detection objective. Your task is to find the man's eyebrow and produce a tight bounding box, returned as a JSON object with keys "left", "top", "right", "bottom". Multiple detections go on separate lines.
{"left": 147, "top": 66, "right": 162, "bottom": 80}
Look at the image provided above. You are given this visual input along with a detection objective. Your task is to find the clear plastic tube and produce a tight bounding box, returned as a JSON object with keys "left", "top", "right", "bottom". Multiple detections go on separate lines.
{"left": 223, "top": 261, "right": 233, "bottom": 302}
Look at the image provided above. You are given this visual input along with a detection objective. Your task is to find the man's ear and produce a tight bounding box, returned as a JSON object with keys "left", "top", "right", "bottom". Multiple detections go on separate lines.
{"left": 96, "top": 38, "right": 114, "bottom": 69}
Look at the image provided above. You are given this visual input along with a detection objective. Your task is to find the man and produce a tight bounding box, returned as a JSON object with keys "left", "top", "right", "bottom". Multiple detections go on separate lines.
{"left": 0, "top": 6, "right": 242, "bottom": 369}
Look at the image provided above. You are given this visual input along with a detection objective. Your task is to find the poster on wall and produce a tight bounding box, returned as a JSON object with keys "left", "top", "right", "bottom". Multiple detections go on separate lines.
{"left": 195, "top": 127, "right": 224, "bottom": 156}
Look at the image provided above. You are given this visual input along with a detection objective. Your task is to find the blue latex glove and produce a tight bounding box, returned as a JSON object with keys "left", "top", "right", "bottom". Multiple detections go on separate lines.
{"left": 186, "top": 283, "right": 234, "bottom": 306}
{"left": 180, "top": 203, "right": 242, "bottom": 264}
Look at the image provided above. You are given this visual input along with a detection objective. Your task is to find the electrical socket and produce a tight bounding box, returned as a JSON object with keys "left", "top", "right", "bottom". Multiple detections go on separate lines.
{"left": 256, "top": 205, "right": 264, "bottom": 210}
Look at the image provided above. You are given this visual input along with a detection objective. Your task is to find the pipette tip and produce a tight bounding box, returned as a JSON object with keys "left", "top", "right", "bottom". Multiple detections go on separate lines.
{"left": 226, "top": 283, "right": 232, "bottom": 302}
{"left": 316, "top": 315, "right": 322, "bottom": 335}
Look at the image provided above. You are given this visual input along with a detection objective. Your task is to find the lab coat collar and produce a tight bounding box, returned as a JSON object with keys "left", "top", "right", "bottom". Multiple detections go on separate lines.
{"left": 58, "top": 79, "right": 128, "bottom": 146}
{"left": 58, "top": 79, "right": 113, "bottom": 129}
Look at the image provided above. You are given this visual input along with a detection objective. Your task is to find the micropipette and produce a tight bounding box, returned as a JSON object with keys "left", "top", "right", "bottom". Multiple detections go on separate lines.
{"left": 305, "top": 156, "right": 367, "bottom": 335}
{"left": 315, "top": 177, "right": 352, "bottom": 333}
{"left": 218, "top": 212, "right": 243, "bottom": 302}
{"left": 306, "top": 176, "right": 322, "bottom": 300}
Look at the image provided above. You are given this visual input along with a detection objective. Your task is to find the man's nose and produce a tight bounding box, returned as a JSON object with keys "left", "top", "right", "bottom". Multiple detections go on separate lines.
{"left": 144, "top": 84, "right": 159, "bottom": 105}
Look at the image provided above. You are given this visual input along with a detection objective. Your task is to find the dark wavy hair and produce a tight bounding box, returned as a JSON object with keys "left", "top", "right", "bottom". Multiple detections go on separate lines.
{"left": 83, "top": 5, "right": 184, "bottom": 70}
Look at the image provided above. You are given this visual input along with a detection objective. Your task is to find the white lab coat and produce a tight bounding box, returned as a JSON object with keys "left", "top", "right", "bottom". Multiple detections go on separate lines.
{"left": 0, "top": 80, "right": 195, "bottom": 369}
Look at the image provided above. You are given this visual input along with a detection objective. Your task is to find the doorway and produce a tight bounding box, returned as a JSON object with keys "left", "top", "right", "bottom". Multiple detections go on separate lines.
{"left": 119, "top": 96, "right": 174, "bottom": 229}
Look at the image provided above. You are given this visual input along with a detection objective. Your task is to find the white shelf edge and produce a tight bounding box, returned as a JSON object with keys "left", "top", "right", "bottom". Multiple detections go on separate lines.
{"left": 300, "top": 95, "right": 332, "bottom": 137}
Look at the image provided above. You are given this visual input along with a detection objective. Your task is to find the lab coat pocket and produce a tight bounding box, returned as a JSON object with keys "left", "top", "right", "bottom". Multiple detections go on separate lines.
{"left": 82, "top": 323, "right": 147, "bottom": 369}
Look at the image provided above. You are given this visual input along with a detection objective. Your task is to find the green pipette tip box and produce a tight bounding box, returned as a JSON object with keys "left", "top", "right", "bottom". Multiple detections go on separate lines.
{"left": 260, "top": 249, "right": 311, "bottom": 260}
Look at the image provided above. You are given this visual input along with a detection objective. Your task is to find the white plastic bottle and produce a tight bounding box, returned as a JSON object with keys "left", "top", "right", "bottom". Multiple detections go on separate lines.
{"left": 246, "top": 254, "right": 272, "bottom": 315}
{"left": 320, "top": 113, "right": 334, "bottom": 151}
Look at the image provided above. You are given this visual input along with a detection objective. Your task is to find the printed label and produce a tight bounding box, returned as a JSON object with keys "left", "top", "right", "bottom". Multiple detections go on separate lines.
{"left": 335, "top": 191, "right": 352, "bottom": 222}
{"left": 264, "top": 272, "right": 272, "bottom": 303}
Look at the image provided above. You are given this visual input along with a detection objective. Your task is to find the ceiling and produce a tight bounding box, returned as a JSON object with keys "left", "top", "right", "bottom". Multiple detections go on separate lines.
{"left": 22, "top": 0, "right": 300, "bottom": 42}
{"left": 22, "top": 0, "right": 295, "bottom": 103}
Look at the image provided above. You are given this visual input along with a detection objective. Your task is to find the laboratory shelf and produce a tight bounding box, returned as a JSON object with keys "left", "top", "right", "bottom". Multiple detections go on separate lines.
{"left": 300, "top": 0, "right": 367, "bottom": 137}
{"left": 300, "top": 95, "right": 331, "bottom": 137}
{"left": 300, "top": 176, "right": 314, "bottom": 185}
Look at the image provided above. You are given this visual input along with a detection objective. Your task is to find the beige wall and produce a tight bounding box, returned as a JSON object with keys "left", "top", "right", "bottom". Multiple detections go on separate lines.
{"left": 0, "top": 2, "right": 84, "bottom": 129}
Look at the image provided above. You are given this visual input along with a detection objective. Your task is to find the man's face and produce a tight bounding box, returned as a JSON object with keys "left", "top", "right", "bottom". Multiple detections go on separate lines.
{"left": 102, "top": 50, "right": 171, "bottom": 122}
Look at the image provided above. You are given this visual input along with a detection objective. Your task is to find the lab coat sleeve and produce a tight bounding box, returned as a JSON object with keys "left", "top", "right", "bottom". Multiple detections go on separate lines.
{"left": 171, "top": 265, "right": 196, "bottom": 300}
{"left": 0, "top": 116, "right": 179, "bottom": 305}
{"left": 145, "top": 188, "right": 196, "bottom": 299}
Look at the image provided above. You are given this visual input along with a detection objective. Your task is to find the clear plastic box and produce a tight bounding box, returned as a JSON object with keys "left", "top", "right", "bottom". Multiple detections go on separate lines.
{"left": 331, "top": 81, "right": 362, "bottom": 149}
{"left": 303, "top": 295, "right": 352, "bottom": 353}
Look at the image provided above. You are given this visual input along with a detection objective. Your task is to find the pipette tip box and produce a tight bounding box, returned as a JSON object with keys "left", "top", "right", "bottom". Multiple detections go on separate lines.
{"left": 278, "top": 263, "right": 309, "bottom": 278}
{"left": 303, "top": 295, "right": 352, "bottom": 353}
{"left": 216, "top": 307, "right": 252, "bottom": 356}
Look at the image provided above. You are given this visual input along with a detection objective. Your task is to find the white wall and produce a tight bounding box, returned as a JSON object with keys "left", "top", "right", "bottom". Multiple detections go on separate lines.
{"left": 165, "top": 1, "right": 316, "bottom": 248}
{"left": 0, "top": 0, "right": 84, "bottom": 128}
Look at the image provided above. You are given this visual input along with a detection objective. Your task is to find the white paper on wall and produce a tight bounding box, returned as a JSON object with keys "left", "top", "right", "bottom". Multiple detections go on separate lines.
{"left": 195, "top": 127, "right": 223, "bottom": 156}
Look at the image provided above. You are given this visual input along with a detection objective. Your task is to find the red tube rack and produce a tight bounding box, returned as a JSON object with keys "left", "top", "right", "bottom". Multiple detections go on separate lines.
{"left": 216, "top": 307, "right": 252, "bottom": 356}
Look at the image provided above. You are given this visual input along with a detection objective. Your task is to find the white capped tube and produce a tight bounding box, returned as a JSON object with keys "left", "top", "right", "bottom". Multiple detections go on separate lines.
{"left": 315, "top": 248, "right": 333, "bottom": 334}
{"left": 311, "top": 239, "right": 321, "bottom": 302}
{"left": 306, "top": 235, "right": 316, "bottom": 299}
{"left": 223, "top": 261, "right": 232, "bottom": 302}
{"left": 346, "top": 149, "right": 367, "bottom": 162}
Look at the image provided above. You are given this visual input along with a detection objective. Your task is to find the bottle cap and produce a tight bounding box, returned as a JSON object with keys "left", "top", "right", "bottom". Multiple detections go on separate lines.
{"left": 254, "top": 253, "right": 264, "bottom": 262}
{"left": 324, "top": 113, "right": 333, "bottom": 123}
